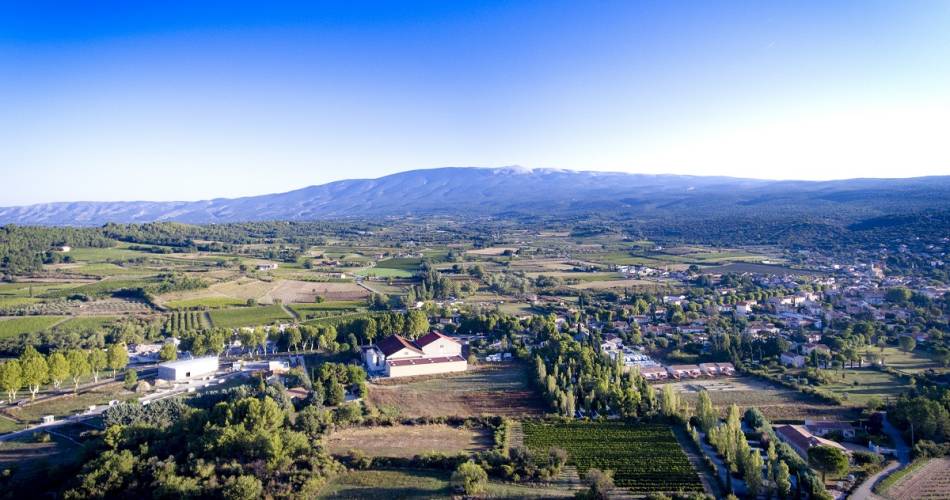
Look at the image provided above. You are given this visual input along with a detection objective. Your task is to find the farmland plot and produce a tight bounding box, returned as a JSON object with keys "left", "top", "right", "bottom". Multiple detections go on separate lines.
{"left": 882, "top": 457, "right": 950, "bottom": 500}
{"left": 366, "top": 363, "right": 545, "bottom": 418}
{"left": 523, "top": 421, "right": 704, "bottom": 495}
{"left": 324, "top": 424, "right": 491, "bottom": 458}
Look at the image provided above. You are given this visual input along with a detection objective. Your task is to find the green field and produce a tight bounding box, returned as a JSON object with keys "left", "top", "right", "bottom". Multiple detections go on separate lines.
{"left": 0, "top": 316, "right": 67, "bottom": 338}
{"left": 288, "top": 301, "right": 365, "bottom": 317}
{"left": 164, "top": 297, "right": 247, "bottom": 309}
{"left": 375, "top": 258, "right": 423, "bottom": 271}
{"left": 821, "top": 367, "right": 912, "bottom": 405}
{"left": 54, "top": 316, "right": 118, "bottom": 333}
{"left": 523, "top": 421, "right": 702, "bottom": 494}
{"left": 41, "top": 277, "right": 159, "bottom": 299}
{"left": 318, "top": 468, "right": 572, "bottom": 499}
{"left": 876, "top": 347, "right": 943, "bottom": 373}
{"left": 62, "top": 246, "right": 150, "bottom": 262}
{"left": 356, "top": 267, "right": 415, "bottom": 278}
{"left": 208, "top": 305, "right": 292, "bottom": 328}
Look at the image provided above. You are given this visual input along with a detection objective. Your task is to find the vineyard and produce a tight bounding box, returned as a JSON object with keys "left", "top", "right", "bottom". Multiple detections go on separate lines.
{"left": 523, "top": 421, "right": 703, "bottom": 494}
{"left": 163, "top": 310, "right": 210, "bottom": 335}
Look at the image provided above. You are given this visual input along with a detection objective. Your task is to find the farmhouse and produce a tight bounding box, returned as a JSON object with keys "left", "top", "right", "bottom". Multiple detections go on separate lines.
{"left": 774, "top": 424, "right": 850, "bottom": 460}
{"left": 363, "top": 332, "right": 467, "bottom": 378}
{"left": 157, "top": 356, "right": 219, "bottom": 382}
{"left": 257, "top": 263, "right": 279, "bottom": 271}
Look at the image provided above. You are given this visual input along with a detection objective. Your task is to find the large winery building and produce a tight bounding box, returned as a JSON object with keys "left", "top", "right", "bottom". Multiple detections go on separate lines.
{"left": 362, "top": 332, "right": 467, "bottom": 378}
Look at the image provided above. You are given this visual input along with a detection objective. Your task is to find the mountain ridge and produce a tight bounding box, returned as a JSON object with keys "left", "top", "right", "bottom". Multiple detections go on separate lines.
{"left": 3, "top": 167, "right": 950, "bottom": 225}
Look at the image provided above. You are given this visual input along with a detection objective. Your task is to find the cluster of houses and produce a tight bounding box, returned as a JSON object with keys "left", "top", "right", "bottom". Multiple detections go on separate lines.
{"left": 637, "top": 362, "right": 736, "bottom": 381}
{"left": 598, "top": 332, "right": 736, "bottom": 381}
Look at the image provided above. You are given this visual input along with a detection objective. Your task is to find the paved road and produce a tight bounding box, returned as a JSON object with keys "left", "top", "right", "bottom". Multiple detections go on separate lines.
{"left": 849, "top": 415, "right": 911, "bottom": 500}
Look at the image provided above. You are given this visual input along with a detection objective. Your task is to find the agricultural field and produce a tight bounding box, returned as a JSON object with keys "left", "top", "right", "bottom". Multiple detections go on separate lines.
{"left": 317, "top": 468, "right": 573, "bottom": 499}
{"left": 0, "top": 431, "right": 82, "bottom": 481}
{"left": 164, "top": 297, "right": 247, "bottom": 309}
{"left": 880, "top": 457, "right": 950, "bottom": 500}
{"left": 876, "top": 347, "right": 945, "bottom": 374}
{"left": 163, "top": 310, "right": 210, "bottom": 334}
{"left": 323, "top": 424, "right": 491, "bottom": 458}
{"left": 669, "top": 377, "right": 855, "bottom": 421}
{"left": 288, "top": 301, "right": 365, "bottom": 321}
{"left": 0, "top": 316, "right": 66, "bottom": 338}
{"left": 5, "top": 384, "right": 135, "bottom": 424}
{"left": 54, "top": 316, "right": 118, "bottom": 333}
{"left": 355, "top": 267, "right": 414, "bottom": 278}
{"left": 465, "top": 247, "right": 518, "bottom": 256}
{"left": 262, "top": 280, "right": 368, "bottom": 303}
{"left": 366, "top": 363, "right": 546, "bottom": 418}
{"left": 523, "top": 421, "right": 703, "bottom": 494}
{"left": 208, "top": 304, "right": 292, "bottom": 328}
{"left": 820, "top": 368, "right": 912, "bottom": 405}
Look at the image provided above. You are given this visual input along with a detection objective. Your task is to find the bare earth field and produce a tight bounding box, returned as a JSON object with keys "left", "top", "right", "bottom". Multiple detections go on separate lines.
{"left": 570, "top": 278, "right": 668, "bottom": 290}
{"left": 466, "top": 246, "right": 518, "bottom": 256}
{"left": 668, "top": 377, "right": 855, "bottom": 421}
{"left": 324, "top": 424, "right": 491, "bottom": 457}
{"left": 261, "top": 280, "right": 369, "bottom": 303}
{"left": 367, "top": 363, "right": 546, "bottom": 418}
{"left": 883, "top": 458, "right": 950, "bottom": 500}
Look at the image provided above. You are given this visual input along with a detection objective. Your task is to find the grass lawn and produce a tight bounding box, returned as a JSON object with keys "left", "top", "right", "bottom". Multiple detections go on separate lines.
{"left": 208, "top": 304, "right": 292, "bottom": 328}
{"left": 821, "top": 368, "right": 912, "bottom": 405}
{"left": 877, "top": 347, "right": 943, "bottom": 373}
{"left": 324, "top": 424, "right": 491, "bottom": 458}
{"left": 318, "top": 468, "right": 572, "bottom": 499}
{"left": 0, "top": 416, "right": 25, "bottom": 434}
{"left": 0, "top": 316, "right": 67, "bottom": 338}
{"left": 366, "top": 363, "right": 546, "bottom": 418}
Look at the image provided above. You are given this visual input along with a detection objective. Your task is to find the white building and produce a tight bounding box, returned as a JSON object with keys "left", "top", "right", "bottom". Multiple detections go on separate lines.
{"left": 157, "top": 356, "right": 219, "bottom": 382}
{"left": 781, "top": 352, "right": 806, "bottom": 368}
{"left": 363, "top": 332, "right": 466, "bottom": 378}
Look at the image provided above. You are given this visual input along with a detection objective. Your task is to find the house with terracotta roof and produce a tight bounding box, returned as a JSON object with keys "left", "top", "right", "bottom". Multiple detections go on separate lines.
{"left": 774, "top": 424, "right": 850, "bottom": 460}
{"left": 362, "top": 332, "right": 467, "bottom": 378}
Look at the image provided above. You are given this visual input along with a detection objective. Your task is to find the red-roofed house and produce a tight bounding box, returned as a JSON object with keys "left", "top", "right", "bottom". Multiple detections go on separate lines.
{"left": 775, "top": 424, "right": 850, "bottom": 460}
{"left": 363, "top": 332, "right": 466, "bottom": 378}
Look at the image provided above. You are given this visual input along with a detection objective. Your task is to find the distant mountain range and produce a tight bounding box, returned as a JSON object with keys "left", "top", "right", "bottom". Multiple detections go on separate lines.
{"left": 3, "top": 167, "right": 950, "bottom": 225}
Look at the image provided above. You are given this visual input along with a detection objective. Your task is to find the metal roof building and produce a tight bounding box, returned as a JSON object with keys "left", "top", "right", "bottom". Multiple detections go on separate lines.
{"left": 157, "top": 356, "right": 219, "bottom": 382}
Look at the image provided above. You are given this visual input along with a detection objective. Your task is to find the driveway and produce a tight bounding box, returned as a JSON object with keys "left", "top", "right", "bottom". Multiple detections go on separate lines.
{"left": 849, "top": 414, "right": 911, "bottom": 500}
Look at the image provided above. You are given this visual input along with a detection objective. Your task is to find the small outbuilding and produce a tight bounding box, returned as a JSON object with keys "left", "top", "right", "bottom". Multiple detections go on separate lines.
{"left": 157, "top": 356, "right": 219, "bottom": 382}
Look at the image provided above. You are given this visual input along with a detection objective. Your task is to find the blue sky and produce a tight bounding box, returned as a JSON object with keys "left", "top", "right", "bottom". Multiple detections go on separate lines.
{"left": 1, "top": 1, "right": 949, "bottom": 205}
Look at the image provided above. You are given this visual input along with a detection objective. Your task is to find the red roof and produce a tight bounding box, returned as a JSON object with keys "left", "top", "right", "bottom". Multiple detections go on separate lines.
{"left": 415, "top": 331, "right": 459, "bottom": 349}
{"left": 375, "top": 335, "right": 423, "bottom": 357}
{"left": 387, "top": 355, "right": 465, "bottom": 367}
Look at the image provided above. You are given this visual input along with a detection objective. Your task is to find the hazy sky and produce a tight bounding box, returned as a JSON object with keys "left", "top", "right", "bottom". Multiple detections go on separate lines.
{"left": 2, "top": 1, "right": 949, "bottom": 205}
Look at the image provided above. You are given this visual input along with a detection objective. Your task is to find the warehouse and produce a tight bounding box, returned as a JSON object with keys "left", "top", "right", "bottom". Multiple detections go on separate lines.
{"left": 157, "top": 356, "right": 219, "bottom": 382}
